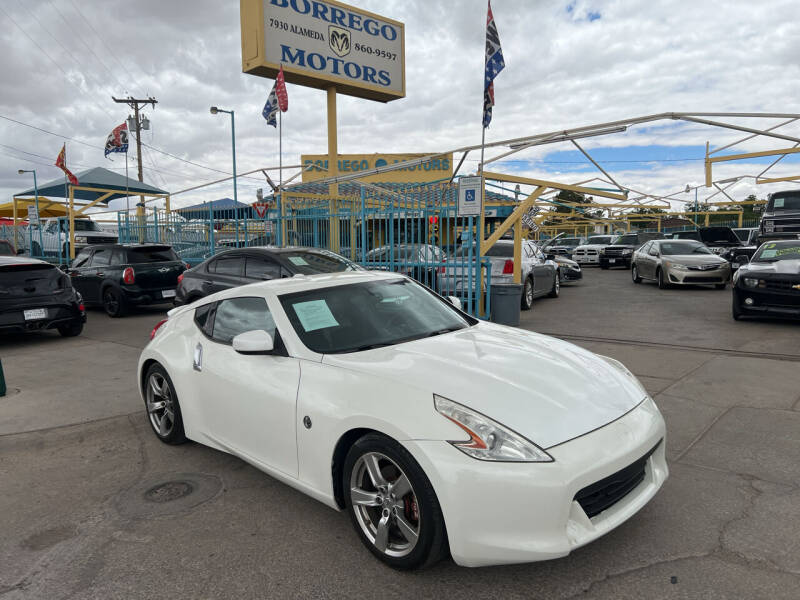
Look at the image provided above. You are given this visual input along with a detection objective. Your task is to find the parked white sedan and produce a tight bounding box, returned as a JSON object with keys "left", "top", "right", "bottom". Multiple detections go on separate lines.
{"left": 138, "top": 271, "right": 667, "bottom": 569}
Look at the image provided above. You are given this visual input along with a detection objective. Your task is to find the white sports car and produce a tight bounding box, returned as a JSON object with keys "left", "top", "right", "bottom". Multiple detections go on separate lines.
{"left": 138, "top": 271, "right": 667, "bottom": 569}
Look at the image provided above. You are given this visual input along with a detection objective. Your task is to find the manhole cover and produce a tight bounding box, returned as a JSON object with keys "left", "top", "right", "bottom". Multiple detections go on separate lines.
{"left": 144, "top": 480, "right": 194, "bottom": 503}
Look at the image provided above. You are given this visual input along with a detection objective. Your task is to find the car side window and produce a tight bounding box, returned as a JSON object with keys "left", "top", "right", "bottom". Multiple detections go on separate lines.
{"left": 211, "top": 297, "right": 276, "bottom": 344}
{"left": 523, "top": 244, "right": 533, "bottom": 258}
{"left": 211, "top": 256, "right": 243, "bottom": 276}
{"left": 648, "top": 243, "right": 660, "bottom": 256}
{"left": 92, "top": 248, "right": 112, "bottom": 267}
{"left": 72, "top": 250, "right": 91, "bottom": 268}
{"left": 245, "top": 257, "right": 281, "bottom": 280}
{"left": 110, "top": 250, "right": 126, "bottom": 265}
{"left": 194, "top": 303, "right": 216, "bottom": 337}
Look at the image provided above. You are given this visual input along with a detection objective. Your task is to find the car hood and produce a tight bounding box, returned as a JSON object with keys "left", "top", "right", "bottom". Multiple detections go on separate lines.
{"left": 699, "top": 227, "right": 741, "bottom": 246}
{"left": 555, "top": 256, "right": 579, "bottom": 267}
{"left": 576, "top": 244, "right": 609, "bottom": 250}
{"left": 740, "top": 259, "right": 800, "bottom": 275}
{"left": 322, "top": 323, "right": 647, "bottom": 448}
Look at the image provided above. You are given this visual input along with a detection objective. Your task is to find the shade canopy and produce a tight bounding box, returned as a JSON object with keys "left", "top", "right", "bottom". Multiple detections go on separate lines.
{"left": 175, "top": 198, "right": 254, "bottom": 220}
{"left": 14, "top": 167, "right": 167, "bottom": 202}
{"left": 0, "top": 198, "right": 71, "bottom": 218}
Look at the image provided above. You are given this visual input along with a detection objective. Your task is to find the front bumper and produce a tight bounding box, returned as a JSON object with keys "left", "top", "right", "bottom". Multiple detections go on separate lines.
{"left": 665, "top": 264, "right": 730, "bottom": 285}
{"left": 573, "top": 254, "right": 599, "bottom": 265}
{"left": 405, "top": 397, "right": 667, "bottom": 567}
{"left": 599, "top": 256, "right": 631, "bottom": 267}
{"left": 560, "top": 267, "right": 583, "bottom": 281}
{"left": 733, "top": 286, "right": 800, "bottom": 318}
{"left": 120, "top": 286, "right": 178, "bottom": 306}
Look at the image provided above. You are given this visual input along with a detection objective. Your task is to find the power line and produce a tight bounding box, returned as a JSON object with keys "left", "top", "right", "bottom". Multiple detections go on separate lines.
{"left": 66, "top": 0, "right": 138, "bottom": 83}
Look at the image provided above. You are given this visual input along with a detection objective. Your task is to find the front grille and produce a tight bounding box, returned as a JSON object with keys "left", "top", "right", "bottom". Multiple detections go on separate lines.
{"left": 85, "top": 236, "right": 117, "bottom": 244}
{"left": 574, "top": 440, "right": 661, "bottom": 518}
{"left": 685, "top": 276, "right": 723, "bottom": 283}
{"left": 763, "top": 278, "right": 800, "bottom": 291}
{"left": 687, "top": 264, "right": 720, "bottom": 271}
{"left": 604, "top": 248, "right": 625, "bottom": 257}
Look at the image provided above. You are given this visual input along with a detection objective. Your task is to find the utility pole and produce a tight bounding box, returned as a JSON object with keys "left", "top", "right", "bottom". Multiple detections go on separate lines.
{"left": 113, "top": 96, "right": 157, "bottom": 241}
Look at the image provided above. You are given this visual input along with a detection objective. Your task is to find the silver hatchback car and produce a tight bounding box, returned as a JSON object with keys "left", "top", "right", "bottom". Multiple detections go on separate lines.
{"left": 631, "top": 239, "right": 731, "bottom": 289}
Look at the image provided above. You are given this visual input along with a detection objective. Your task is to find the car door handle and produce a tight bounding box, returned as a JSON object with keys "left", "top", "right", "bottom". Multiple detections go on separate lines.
{"left": 96, "top": 272, "right": 104, "bottom": 277}
{"left": 193, "top": 343, "right": 203, "bottom": 372}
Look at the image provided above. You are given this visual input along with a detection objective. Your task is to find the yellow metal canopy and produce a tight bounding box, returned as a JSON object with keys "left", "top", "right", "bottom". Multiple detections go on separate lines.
{"left": 0, "top": 198, "right": 70, "bottom": 218}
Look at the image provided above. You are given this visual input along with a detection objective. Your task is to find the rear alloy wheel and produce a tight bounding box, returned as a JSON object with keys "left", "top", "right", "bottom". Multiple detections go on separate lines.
{"left": 521, "top": 277, "right": 534, "bottom": 310}
{"left": 657, "top": 268, "right": 669, "bottom": 289}
{"left": 144, "top": 363, "right": 186, "bottom": 445}
{"left": 344, "top": 433, "right": 447, "bottom": 570}
{"left": 57, "top": 321, "right": 83, "bottom": 337}
{"left": 632, "top": 263, "right": 642, "bottom": 283}
{"left": 548, "top": 272, "right": 560, "bottom": 297}
{"left": 103, "top": 287, "right": 128, "bottom": 318}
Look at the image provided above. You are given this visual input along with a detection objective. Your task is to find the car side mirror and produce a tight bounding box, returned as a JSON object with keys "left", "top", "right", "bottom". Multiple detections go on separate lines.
{"left": 447, "top": 296, "right": 462, "bottom": 311}
{"left": 17, "top": 248, "right": 24, "bottom": 255}
{"left": 232, "top": 329, "right": 274, "bottom": 355}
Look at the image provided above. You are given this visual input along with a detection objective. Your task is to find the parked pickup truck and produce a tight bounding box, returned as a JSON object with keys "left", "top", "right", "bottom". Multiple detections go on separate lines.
{"left": 758, "top": 190, "right": 800, "bottom": 242}
{"left": 437, "top": 239, "right": 559, "bottom": 311}
{"left": 68, "top": 244, "right": 187, "bottom": 317}
{"left": 36, "top": 218, "right": 118, "bottom": 258}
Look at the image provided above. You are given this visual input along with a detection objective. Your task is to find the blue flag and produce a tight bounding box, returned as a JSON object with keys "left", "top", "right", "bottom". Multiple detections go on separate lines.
{"left": 262, "top": 80, "right": 279, "bottom": 128}
{"left": 483, "top": 1, "right": 505, "bottom": 128}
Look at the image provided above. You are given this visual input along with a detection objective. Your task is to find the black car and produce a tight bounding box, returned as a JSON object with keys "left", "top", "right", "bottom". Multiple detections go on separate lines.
{"left": 553, "top": 255, "right": 583, "bottom": 283}
{"left": 69, "top": 244, "right": 188, "bottom": 317}
{"left": 758, "top": 189, "right": 800, "bottom": 242}
{"left": 0, "top": 256, "right": 85, "bottom": 336}
{"left": 732, "top": 240, "right": 800, "bottom": 320}
{"left": 599, "top": 232, "right": 666, "bottom": 269}
{"left": 175, "top": 246, "right": 361, "bottom": 305}
{"left": 674, "top": 227, "right": 757, "bottom": 269}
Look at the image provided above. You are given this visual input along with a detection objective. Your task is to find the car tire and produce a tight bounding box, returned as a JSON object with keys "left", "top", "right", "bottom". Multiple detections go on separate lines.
{"left": 103, "top": 287, "right": 128, "bottom": 318}
{"left": 632, "top": 263, "right": 642, "bottom": 283}
{"left": 521, "top": 276, "right": 534, "bottom": 310}
{"left": 657, "top": 268, "right": 669, "bottom": 289}
{"left": 343, "top": 432, "right": 448, "bottom": 570}
{"left": 143, "top": 363, "right": 187, "bottom": 445}
{"left": 57, "top": 321, "right": 83, "bottom": 337}
{"left": 548, "top": 272, "right": 560, "bottom": 298}
{"left": 31, "top": 242, "right": 42, "bottom": 257}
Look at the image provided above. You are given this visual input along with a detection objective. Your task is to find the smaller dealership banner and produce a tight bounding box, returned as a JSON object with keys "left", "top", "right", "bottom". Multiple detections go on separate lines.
{"left": 241, "top": 0, "right": 405, "bottom": 103}
{"left": 300, "top": 153, "right": 453, "bottom": 184}
{"left": 457, "top": 176, "right": 483, "bottom": 216}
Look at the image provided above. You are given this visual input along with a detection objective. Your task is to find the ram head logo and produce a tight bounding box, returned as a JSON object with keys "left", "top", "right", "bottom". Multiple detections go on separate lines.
{"left": 329, "top": 26, "right": 351, "bottom": 57}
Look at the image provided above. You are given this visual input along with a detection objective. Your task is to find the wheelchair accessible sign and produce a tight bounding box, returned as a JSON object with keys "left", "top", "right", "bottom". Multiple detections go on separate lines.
{"left": 457, "top": 176, "right": 483, "bottom": 217}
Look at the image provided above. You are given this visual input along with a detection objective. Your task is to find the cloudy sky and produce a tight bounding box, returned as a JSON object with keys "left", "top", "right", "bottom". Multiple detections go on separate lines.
{"left": 2, "top": 0, "right": 800, "bottom": 215}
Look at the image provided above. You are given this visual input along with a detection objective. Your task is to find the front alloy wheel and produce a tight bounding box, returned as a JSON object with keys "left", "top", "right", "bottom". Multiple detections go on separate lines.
{"left": 144, "top": 364, "right": 186, "bottom": 444}
{"left": 521, "top": 277, "right": 534, "bottom": 310}
{"left": 344, "top": 433, "right": 447, "bottom": 569}
{"left": 632, "top": 263, "right": 642, "bottom": 283}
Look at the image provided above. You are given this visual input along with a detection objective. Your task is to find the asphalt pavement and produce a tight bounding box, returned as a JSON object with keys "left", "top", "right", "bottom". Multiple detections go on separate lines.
{"left": 1, "top": 268, "right": 798, "bottom": 599}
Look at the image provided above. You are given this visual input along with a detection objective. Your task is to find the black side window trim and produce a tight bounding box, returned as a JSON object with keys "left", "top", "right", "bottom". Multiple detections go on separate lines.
{"left": 197, "top": 297, "right": 288, "bottom": 357}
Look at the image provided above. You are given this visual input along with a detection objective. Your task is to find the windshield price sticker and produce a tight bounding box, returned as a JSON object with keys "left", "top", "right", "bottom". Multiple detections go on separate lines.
{"left": 293, "top": 299, "right": 340, "bottom": 332}
{"left": 288, "top": 256, "right": 310, "bottom": 266}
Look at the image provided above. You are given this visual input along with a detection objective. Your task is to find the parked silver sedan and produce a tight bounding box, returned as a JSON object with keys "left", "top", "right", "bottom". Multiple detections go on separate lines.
{"left": 631, "top": 239, "right": 731, "bottom": 289}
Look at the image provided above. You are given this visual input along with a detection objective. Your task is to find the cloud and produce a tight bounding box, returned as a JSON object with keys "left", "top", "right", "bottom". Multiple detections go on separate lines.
{"left": 1, "top": 0, "right": 800, "bottom": 214}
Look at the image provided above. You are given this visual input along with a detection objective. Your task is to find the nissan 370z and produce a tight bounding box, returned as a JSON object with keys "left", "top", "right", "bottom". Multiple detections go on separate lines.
{"left": 138, "top": 271, "right": 668, "bottom": 569}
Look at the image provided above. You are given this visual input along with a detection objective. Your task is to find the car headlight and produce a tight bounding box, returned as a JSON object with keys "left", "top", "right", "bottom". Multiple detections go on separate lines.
{"left": 743, "top": 277, "right": 759, "bottom": 288}
{"left": 666, "top": 261, "right": 690, "bottom": 269}
{"left": 621, "top": 248, "right": 632, "bottom": 255}
{"left": 598, "top": 355, "right": 650, "bottom": 399}
{"left": 433, "top": 395, "right": 553, "bottom": 462}
{"left": 74, "top": 236, "right": 87, "bottom": 243}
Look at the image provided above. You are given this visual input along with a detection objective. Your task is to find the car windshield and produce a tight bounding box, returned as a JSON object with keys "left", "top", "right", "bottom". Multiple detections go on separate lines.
{"left": 659, "top": 242, "right": 712, "bottom": 255}
{"left": 767, "top": 193, "right": 800, "bottom": 212}
{"left": 587, "top": 236, "right": 613, "bottom": 244}
{"left": 126, "top": 247, "right": 180, "bottom": 263}
{"left": 73, "top": 220, "right": 103, "bottom": 232}
{"left": 282, "top": 250, "right": 358, "bottom": 273}
{"left": 674, "top": 231, "right": 702, "bottom": 241}
{"left": 280, "top": 278, "right": 471, "bottom": 354}
{"left": 751, "top": 241, "right": 800, "bottom": 262}
{"left": 554, "top": 238, "right": 582, "bottom": 247}
{"left": 613, "top": 234, "right": 639, "bottom": 245}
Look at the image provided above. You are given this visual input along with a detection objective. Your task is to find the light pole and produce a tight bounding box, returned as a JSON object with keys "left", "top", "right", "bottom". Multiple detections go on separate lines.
{"left": 210, "top": 106, "right": 239, "bottom": 246}
{"left": 18, "top": 169, "right": 43, "bottom": 255}
{"left": 685, "top": 184, "right": 699, "bottom": 224}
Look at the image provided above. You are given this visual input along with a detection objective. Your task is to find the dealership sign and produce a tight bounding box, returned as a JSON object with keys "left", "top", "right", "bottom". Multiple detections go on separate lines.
{"left": 241, "top": 0, "right": 405, "bottom": 102}
{"left": 301, "top": 153, "right": 453, "bottom": 183}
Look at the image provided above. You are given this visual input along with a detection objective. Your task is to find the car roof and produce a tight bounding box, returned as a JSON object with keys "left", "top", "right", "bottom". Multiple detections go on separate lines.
{"left": 83, "top": 243, "right": 172, "bottom": 250}
{"left": 0, "top": 256, "right": 53, "bottom": 267}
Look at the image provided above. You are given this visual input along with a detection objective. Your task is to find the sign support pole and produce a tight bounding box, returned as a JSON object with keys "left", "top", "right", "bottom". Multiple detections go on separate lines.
{"left": 327, "top": 86, "right": 339, "bottom": 252}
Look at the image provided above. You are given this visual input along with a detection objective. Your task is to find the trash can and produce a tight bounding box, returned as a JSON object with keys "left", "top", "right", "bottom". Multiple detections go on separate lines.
{"left": 490, "top": 283, "right": 523, "bottom": 326}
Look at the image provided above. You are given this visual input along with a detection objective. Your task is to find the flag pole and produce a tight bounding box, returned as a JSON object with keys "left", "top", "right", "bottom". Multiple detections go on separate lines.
{"left": 125, "top": 149, "right": 130, "bottom": 238}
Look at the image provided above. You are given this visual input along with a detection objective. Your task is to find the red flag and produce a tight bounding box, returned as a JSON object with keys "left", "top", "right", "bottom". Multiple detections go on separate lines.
{"left": 55, "top": 144, "right": 79, "bottom": 185}
{"left": 276, "top": 66, "right": 288, "bottom": 112}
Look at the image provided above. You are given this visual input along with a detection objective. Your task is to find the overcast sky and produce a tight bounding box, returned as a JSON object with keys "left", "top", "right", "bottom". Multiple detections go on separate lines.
{"left": 2, "top": 0, "right": 800, "bottom": 215}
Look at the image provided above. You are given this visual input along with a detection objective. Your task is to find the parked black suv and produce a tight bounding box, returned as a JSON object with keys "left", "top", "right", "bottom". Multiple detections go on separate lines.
{"left": 758, "top": 190, "right": 800, "bottom": 241}
{"left": 599, "top": 232, "right": 666, "bottom": 269}
{"left": 69, "top": 244, "right": 187, "bottom": 317}
{"left": 0, "top": 256, "right": 85, "bottom": 336}
{"left": 175, "top": 246, "right": 361, "bottom": 305}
